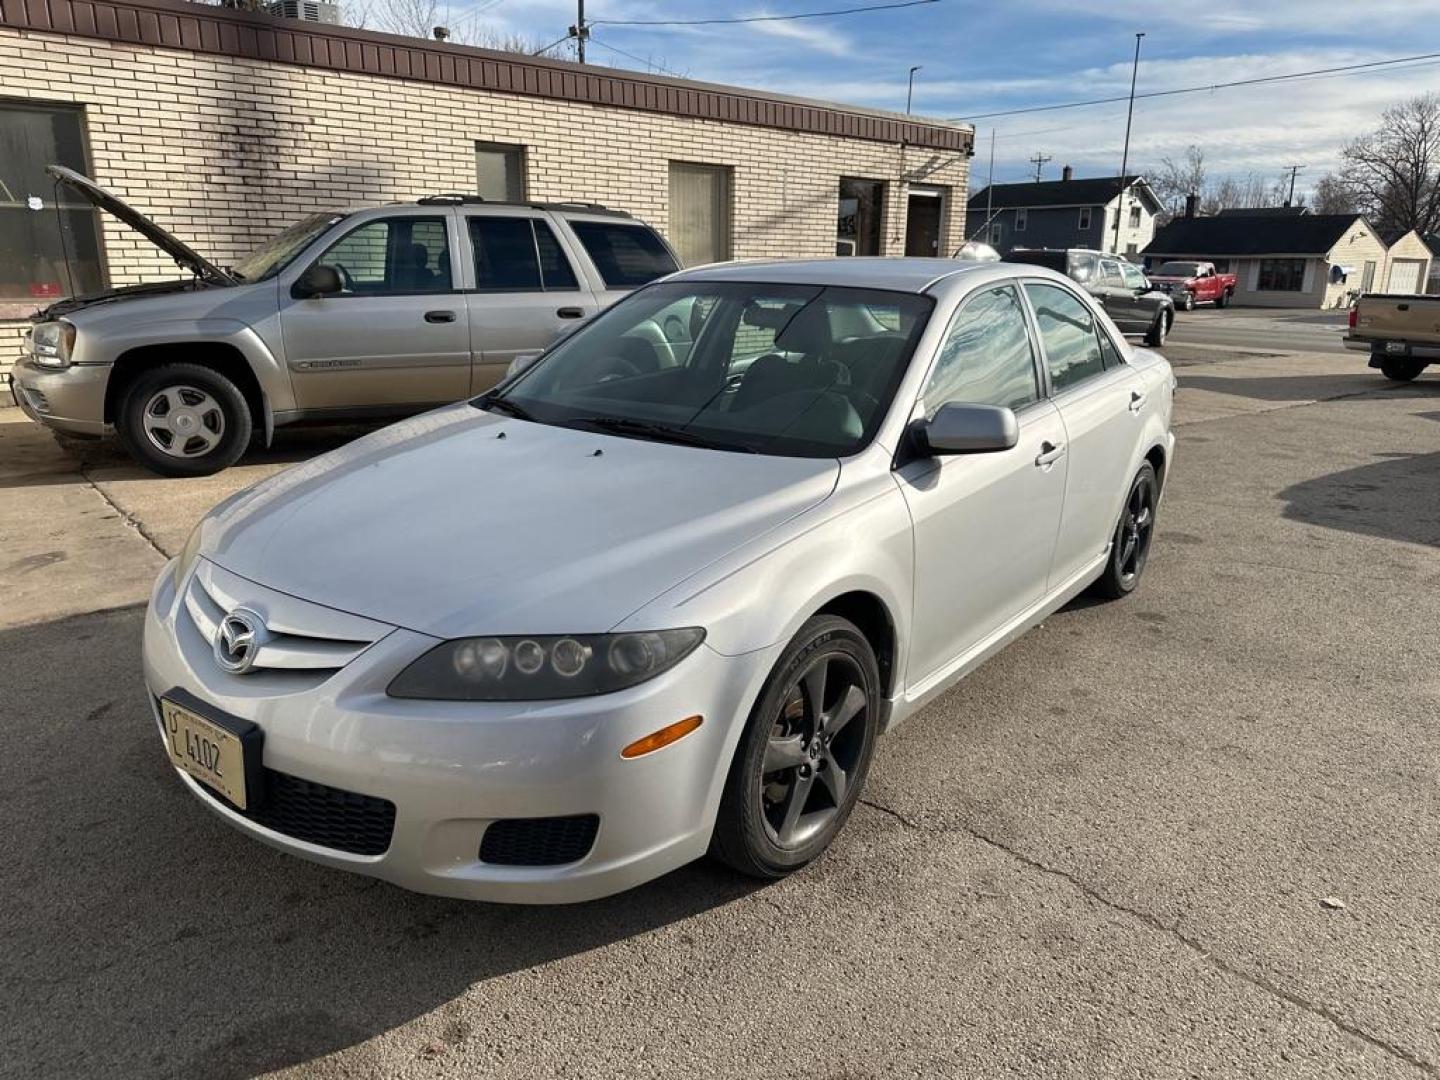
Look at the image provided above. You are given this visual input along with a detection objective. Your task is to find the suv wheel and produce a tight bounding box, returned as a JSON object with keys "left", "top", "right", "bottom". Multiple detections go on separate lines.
{"left": 1144, "top": 311, "right": 1170, "bottom": 348}
{"left": 1379, "top": 357, "right": 1426, "bottom": 382}
{"left": 118, "top": 363, "right": 253, "bottom": 477}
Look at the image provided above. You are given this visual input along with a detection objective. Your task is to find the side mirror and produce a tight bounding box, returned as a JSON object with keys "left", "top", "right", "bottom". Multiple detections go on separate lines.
{"left": 505, "top": 352, "right": 542, "bottom": 379}
{"left": 292, "top": 263, "right": 343, "bottom": 299}
{"left": 912, "top": 402, "right": 1019, "bottom": 456}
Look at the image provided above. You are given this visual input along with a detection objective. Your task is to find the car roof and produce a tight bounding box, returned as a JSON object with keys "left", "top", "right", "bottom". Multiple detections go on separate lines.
{"left": 669, "top": 257, "right": 998, "bottom": 293}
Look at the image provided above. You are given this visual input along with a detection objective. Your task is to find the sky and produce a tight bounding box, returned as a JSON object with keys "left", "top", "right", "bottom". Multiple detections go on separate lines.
{"left": 440, "top": 0, "right": 1440, "bottom": 201}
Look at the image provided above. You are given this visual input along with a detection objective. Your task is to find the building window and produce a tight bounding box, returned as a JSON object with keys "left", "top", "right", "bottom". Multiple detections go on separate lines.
{"left": 475, "top": 142, "right": 525, "bottom": 202}
{"left": 1257, "top": 258, "right": 1306, "bottom": 292}
{"left": 989, "top": 222, "right": 1003, "bottom": 246}
{"left": 0, "top": 102, "right": 105, "bottom": 302}
{"left": 1015, "top": 208, "right": 1027, "bottom": 232}
{"left": 1078, "top": 207, "right": 1092, "bottom": 231}
{"left": 837, "top": 177, "right": 885, "bottom": 256}
{"left": 667, "top": 162, "right": 732, "bottom": 267}
{"left": 1128, "top": 204, "right": 1142, "bottom": 228}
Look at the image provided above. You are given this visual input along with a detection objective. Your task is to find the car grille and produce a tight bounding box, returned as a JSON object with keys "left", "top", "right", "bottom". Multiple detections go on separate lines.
{"left": 200, "top": 767, "right": 397, "bottom": 856}
{"left": 479, "top": 814, "right": 599, "bottom": 866}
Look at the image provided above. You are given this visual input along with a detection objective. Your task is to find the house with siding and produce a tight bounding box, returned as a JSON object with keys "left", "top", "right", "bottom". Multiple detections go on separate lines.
{"left": 966, "top": 168, "right": 1162, "bottom": 257}
{"left": 0, "top": 0, "right": 974, "bottom": 384}
{"left": 1143, "top": 209, "right": 1433, "bottom": 308}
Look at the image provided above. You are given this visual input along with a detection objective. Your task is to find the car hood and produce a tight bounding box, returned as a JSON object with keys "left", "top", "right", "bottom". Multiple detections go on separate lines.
{"left": 47, "top": 165, "right": 236, "bottom": 286}
{"left": 202, "top": 405, "right": 840, "bottom": 639}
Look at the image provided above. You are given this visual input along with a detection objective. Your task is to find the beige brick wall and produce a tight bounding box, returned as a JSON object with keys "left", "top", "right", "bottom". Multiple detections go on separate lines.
{"left": 0, "top": 26, "right": 970, "bottom": 385}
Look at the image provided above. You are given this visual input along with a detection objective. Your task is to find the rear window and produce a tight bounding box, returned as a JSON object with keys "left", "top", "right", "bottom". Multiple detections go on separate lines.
{"left": 1156, "top": 262, "right": 1202, "bottom": 277}
{"left": 569, "top": 221, "right": 678, "bottom": 288}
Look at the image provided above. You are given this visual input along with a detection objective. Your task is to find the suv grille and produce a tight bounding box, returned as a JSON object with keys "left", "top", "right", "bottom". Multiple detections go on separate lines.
{"left": 479, "top": 815, "right": 599, "bottom": 866}
{"left": 200, "top": 768, "right": 396, "bottom": 856}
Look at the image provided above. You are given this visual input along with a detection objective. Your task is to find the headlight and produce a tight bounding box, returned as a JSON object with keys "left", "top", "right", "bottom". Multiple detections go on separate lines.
{"left": 29, "top": 321, "right": 77, "bottom": 369}
{"left": 387, "top": 628, "right": 706, "bottom": 701}
{"left": 173, "top": 521, "right": 205, "bottom": 591}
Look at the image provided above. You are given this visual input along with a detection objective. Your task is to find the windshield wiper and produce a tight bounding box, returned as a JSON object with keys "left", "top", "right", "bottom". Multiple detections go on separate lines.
{"left": 477, "top": 395, "right": 538, "bottom": 422}
{"left": 573, "top": 416, "right": 755, "bottom": 453}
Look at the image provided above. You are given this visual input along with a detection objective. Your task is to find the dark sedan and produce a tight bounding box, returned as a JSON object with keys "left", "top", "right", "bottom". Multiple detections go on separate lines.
{"left": 1008, "top": 248, "right": 1174, "bottom": 347}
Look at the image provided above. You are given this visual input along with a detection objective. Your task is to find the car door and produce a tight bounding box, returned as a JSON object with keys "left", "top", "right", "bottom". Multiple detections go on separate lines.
{"left": 1118, "top": 261, "right": 1158, "bottom": 333}
{"left": 895, "top": 281, "right": 1068, "bottom": 685}
{"left": 1022, "top": 280, "right": 1147, "bottom": 590}
{"left": 462, "top": 210, "right": 601, "bottom": 393}
{"left": 1096, "top": 257, "right": 1141, "bottom": 333}
{"left": 279, "top": 211, "right": 471, "bottom": 410}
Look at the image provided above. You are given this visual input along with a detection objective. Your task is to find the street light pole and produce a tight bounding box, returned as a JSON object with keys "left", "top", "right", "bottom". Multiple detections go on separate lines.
{"left": 906, "top": 66, "right": 922, "bottom": 114}
{"left": 1113, "top": 31, "right": 1144, "bottom": 256}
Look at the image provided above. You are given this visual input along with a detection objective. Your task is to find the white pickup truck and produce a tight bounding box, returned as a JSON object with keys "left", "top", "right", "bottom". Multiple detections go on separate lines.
{"left": 1345, "top": 293, "right": 1440, "bottom": 382}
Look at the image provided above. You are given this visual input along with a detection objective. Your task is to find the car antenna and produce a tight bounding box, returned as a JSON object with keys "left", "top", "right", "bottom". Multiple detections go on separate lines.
{"left": 50, "top": 177, "right": 76, "bottom": 300}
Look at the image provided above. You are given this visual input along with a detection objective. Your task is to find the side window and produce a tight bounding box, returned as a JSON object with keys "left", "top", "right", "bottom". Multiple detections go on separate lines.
{"left": 315, "top": 216, "right": 453, "bottom": 294}
{"left": 1120, "top": 263, "right": 1147, "bottom": 290}
{"left": 1099, "top": 259, "right": 1125, "bottom": 288}
{"left": 922, "top": 284, "right": 1039, "bottom": 416}
{"left": 1097, "top": 327, "right": 1125, "bottom": 369}
{"left": 1024, "top": 282, "right": 1106, "bottom": 393}
{"left": 1067, "top": 251, "right": 1098, "bottom": 284}
{"left": 469, "top": 217, "right": 579, "bottom": 291}
{"left": 568, "top": 221, "right": 679, "bottom": 288}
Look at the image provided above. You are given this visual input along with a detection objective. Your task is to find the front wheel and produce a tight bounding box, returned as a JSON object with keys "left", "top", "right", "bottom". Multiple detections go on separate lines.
{"left": 711, "top": 615, "right": 881, "bottom": 879}
{"left": 1144, "top": 311, "right": 1170, "bottom": 347}
{"left": 1379, "top": 356, "right": 1426, "bottom": 382}
{"left": 118, "top": 363, "right": 253, "bottom": 477}
{"left": 1093, "top": 461, "right": 1159, "bottom": 600}
{"left": 1181, "top": 292, "right": 1196, "bottom": 312}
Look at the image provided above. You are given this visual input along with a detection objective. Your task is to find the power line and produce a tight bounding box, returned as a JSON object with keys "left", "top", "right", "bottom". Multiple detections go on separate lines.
{"left": 950, "top": 50, "right": 1440, "bottom": 122}
{"left": 587, "top": 35, "right": 685, "bottom": 78}
{"left": 532, "top": 31, "right": 576, "bottom": 55}
{"left": 589, "top": 0, "right": 940, "bottom": 29}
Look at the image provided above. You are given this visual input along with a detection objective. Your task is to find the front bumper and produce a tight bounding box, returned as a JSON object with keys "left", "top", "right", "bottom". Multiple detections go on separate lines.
{"left": 141, "top": 561, "right": 780, "bottom": 904}
{"left": 10, "top": 359, "right": 113, "bottom": 436}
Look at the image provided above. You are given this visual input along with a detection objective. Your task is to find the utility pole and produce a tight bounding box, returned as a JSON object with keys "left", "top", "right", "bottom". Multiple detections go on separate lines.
{"left": 1284, "top": 163, "right": 1305, "bottom": 206}
{"left": 1028, "top": 152, "right": 1052, "bottom": 183}
{"left": 906, "top": 66, "right": 922, "bottom": 114}
{"left": 571, "top": 0, "right": 588, "bottom": 63}
{"left": 1112, "top": 31, "right": 1145, "bottom": 256}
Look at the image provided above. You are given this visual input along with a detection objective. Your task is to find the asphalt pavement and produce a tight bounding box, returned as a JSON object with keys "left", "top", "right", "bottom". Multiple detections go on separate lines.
{"left": 1167, "top": 306, "right": 1351, "bottom": 355}
{"left": 2, "top": 343, "right": 1438, "bottom": 1079}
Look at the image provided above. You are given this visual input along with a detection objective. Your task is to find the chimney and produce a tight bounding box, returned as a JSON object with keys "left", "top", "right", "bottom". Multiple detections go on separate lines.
{"left": 1184, "top": 193, "right": 1199, "bottom": 219}
{"left": 432, "top": 25, "right": 450, "bottom": 40}
{"left": 1061, "top": 164, "right": 1073, "bottom": 182}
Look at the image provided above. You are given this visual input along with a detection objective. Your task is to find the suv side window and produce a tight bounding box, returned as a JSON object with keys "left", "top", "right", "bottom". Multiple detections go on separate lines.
{"left": 1120, "top": 262, "right": 1147, "bottom": 290}
{"left": 314, "top": 216, "right": 453, "bottom": 293}
{"left": 1066, "top": 251, "right": 1099, "bottom": 285}
{"left": 1024, "top": 281, "right": 1106, "bottom": 392}
{"left": 1099, "top": 259, "right": 1125, "bottom": 288}
{"left": 469, "top": 217, "right": 580, "bottom": 291}
{"left": 569, "top": 221, "right": 679, "bottom": 288}
{"left": 922, "top": 283, "right": 1039, "bottom": 416}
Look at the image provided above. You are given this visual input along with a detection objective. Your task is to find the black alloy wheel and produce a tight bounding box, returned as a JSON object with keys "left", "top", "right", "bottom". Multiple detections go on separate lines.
{"left": 1094, "top": 461, "right": 1159, "bottom": 599}
{"left": 711, "top": 615, "right": 880, "bottom": 878}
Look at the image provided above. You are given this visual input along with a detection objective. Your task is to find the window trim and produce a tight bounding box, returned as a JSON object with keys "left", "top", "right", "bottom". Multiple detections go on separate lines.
{"left": 1078, "top": 207, "right": 1092, "bottom": 231}
{"left": 1016, "top": 276, "right": 1129, "bottom": 401}
{"left": 297, "top": 211, "right": 460, "bottom": 298}
{"left": 1014, "top": 208, "right": 1027, "bottom": 233}
{"left": 466, "top": 214, "right": 582, "bottom": 293}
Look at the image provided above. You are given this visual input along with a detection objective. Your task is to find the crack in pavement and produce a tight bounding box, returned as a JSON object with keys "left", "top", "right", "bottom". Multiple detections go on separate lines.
{"left": 856, "top": 797, "right": 1439, "bottom": 1077}
{"left": 79, "top": 465, "right": 171, "bottom": 561}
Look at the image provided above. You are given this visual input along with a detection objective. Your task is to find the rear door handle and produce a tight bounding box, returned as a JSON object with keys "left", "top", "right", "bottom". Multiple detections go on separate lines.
{"left": 424, "top": 310, "right": 457, "bottom": 323}
{"left": 1035, "top": 441, "right": 1066, "bottom": 468}
{"left": 1128, "top": 390, "right": 1147, "bottom": 413}
{"left": 556, "top": 306, "right": 585, "bottom": 319}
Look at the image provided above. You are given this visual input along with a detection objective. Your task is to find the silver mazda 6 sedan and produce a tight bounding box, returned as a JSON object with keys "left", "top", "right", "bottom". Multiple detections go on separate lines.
{"left": 143, "top": 257, "right": 1175, "bottom": 904}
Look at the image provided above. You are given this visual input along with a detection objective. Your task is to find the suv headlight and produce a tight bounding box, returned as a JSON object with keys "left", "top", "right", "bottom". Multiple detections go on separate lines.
{"left": 387, "top": 628, "right": 705, "bottom": 701}
{"left": 30, "top": 321, "right": 77, "bottom": 369}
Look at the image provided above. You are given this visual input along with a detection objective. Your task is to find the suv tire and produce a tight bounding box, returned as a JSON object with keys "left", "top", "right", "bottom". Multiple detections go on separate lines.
{"left": 1144, "top": 311, "right": 1170, "bottom": 348}
{"left": 1378, "top": 357, "right": 1426, "bottom": 382}
{"left": 118, "top": 363, "right": 253, "bottom": 477}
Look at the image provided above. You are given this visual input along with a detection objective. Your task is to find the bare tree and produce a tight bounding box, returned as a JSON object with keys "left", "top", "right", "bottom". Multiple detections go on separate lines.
{"left": 364, "top": 0, "right": 539, "bottom": 48}
{"left": 1149, "top": 145, "right": 1206, "bottom": 216}
{"left": 1335, "top": 93, "right": 1440, "bottom": 237}
{"left": 1310, "top": 173, "right": 1357, "bottom": 216}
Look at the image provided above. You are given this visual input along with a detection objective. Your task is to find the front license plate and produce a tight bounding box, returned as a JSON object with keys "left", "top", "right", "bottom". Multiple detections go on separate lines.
{"left": 1385, "top": 341, "right": 1407, "bottom": 354}
{"left": 162, "top": 698, "right": 250, "bottom": 809}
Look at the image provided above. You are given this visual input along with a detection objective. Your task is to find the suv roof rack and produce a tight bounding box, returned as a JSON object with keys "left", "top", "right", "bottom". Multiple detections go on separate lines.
{"left": 413, "top": 194, "right": 632, "bottom": 217}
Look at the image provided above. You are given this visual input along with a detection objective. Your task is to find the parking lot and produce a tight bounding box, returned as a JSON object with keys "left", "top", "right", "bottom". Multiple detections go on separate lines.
{"left": 3, "top": 338, "right": 1439, "bottom": 1078}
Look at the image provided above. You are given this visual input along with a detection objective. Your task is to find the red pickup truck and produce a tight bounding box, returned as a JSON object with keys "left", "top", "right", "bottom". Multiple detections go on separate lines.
{"left": 1146, "top": 260, "right": 1237, "bottom": 310}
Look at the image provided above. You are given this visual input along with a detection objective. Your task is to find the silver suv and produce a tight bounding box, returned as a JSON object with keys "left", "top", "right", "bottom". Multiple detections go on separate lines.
{"left": 13, "top": 167, "right": 680, "bottom": 475}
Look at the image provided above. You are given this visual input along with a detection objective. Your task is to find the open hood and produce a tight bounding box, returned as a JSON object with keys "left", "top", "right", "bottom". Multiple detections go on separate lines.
{"left": 47, "top": 165, "right": 237, "bottom": 286}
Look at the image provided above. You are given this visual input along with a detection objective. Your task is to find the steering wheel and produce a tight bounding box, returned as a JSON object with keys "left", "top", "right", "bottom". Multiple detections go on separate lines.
{"left": 330, "top": 262, "right": 356, "bottom": 291}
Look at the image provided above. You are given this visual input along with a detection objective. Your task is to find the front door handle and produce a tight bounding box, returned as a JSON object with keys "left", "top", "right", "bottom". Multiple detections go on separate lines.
{"left": 1035, "top": 441, "right": 1066, "bottom": 468}
{"left": 556, "top": 306, "right": 586, "bottom": 319}
{"left": 424, "top": 310, "right": 457, "bottom": 323}
{"left": 1128, "top": 390, "right": 1147, "bottom": 413}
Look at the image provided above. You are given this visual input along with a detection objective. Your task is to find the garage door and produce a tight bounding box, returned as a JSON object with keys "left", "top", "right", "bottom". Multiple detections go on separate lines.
{"left": 1387, "top": 259, "right": 1425, "bottom": 294}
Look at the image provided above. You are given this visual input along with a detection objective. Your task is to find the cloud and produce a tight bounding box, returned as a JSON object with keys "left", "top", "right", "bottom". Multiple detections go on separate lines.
{"left": 746, "top": 17, "right": 853, "bottom": 58}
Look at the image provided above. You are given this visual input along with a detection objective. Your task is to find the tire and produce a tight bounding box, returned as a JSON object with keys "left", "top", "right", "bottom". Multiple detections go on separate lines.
{"left": 1379, "top": 356, "right": 1426, "bottom": 382}
{"left": 1215, "top": 289, "right": 1230, "bottom": 309}
{"left": 711, "top": 614, "right": 882, "bottom": 879}
{"left": 117, "top": 363, "right": 253, "bottom": 477}
{"left": 1144, "top": 310, "right": 1170, "bottom": 348}
{"left": 1093, "top": 461, "right": 1159, "bottom": 600}
{"left": 1182, "top": 292, "right": 1196, "bottom": 312}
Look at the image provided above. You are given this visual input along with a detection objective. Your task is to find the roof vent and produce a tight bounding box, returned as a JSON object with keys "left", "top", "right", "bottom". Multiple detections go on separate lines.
{"left": 1061, "top": 165, "right": 1073, "bottom": 182}
{"left": 265, "top": 0, "right": 340, "bottom": 22}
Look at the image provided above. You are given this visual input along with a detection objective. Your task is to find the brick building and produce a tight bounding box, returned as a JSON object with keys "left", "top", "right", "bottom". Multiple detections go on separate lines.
{"left": 0, "top": 0, "right": 974, "bottom": 383}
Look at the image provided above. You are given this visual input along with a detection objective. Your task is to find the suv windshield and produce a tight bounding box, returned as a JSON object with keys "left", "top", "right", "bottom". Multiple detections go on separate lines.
{"left": 1156, "top": 261, "right": 1202, "bottom": 277}
{"left": 230, "top": 212, "right": 346, "bottom": 281}
{"left": 480, "top": 281, "right": 934, "bottom": 457}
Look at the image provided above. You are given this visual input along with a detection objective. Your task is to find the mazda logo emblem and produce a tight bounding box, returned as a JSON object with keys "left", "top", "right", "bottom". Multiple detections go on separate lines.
{"left": 215, "top": 608, "right": 267, "bottom": 674}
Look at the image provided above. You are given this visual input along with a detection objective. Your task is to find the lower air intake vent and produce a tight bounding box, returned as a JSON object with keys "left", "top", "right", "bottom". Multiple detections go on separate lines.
{"left": 201, "top": 768, "right": 396, "bottom": 856}
{"left": 479, "top": 814, "right": 599, "bottom": 866}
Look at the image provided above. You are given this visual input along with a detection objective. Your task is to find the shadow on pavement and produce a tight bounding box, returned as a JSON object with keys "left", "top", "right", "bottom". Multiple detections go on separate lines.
{"left": 1178, "top": 372, "right": 1439, "bottom": 402}
{"left": 1, "top": 606, "right": 760, "bottom": 1078}
{"left": 1278, "top": 412, "right": 1440, "bottom": 550}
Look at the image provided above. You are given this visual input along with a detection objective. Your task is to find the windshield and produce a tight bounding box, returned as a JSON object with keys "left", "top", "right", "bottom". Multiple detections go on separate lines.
{"left": 480, "top": 281, "right": 934, "bottom": 457}
{"left": 1156, "top": 261, "right": 1202, "bottom": 277}
{"left": 230, "top": 212, "right": 347, "bottom": 281}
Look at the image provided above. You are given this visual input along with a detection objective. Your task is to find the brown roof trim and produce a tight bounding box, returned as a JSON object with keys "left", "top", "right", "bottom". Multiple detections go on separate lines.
{"left": 0, "top": 0, "right": 973, "bottom": 152}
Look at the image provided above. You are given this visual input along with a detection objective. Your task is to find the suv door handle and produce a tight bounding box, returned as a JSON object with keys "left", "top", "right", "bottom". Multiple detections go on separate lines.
{"left": 424, "top": 310, "right": 457, "bottom": 323}
{"left": 1035, "top": 441, "right": 1066, "bottom": 467}
{"left": 1128, "top": 390, "right": 1147, "bottom": 413}
{"left": 556, "top": 306, "right": 585, "bottom": 319}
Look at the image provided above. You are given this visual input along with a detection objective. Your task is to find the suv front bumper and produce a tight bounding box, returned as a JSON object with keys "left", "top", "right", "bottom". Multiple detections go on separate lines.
{"left": 11, "top": 359, "right": 113, "bottom": 436}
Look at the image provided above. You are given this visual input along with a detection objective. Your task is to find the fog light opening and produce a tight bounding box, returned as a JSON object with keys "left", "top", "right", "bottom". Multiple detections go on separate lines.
{"left": 621, "top": 715, "right": 703, "bottom": 759}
